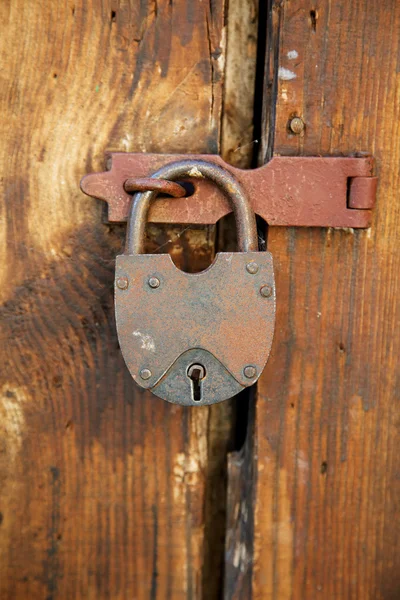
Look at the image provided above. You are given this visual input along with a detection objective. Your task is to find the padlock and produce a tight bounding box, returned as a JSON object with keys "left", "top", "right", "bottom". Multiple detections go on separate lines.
{"left": 115, "top": 159, "right": 276, "bottom": 405}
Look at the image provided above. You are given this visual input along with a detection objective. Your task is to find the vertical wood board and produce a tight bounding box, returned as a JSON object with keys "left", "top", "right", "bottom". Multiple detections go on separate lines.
{"left": 254, "top": 2, "right": 400, "bottom": 599}
{"left": 0, "top": 1, "right": 227, "bottom": 598}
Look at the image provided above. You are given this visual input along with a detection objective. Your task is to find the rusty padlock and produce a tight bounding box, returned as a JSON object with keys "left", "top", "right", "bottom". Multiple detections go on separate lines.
{"left": 115, "top": 159, "right": 275, "bottom": 405}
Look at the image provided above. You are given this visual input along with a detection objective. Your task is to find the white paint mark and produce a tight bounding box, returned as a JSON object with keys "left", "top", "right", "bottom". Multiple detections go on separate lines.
{"left": 278, "top": 67, "right": 297, "bottom": 81}
{"left": 287, "top": 50, "right": 299, "bottom": 60}
{"left": 121, "top": 133, "right": 133, "bottom": 151}
{"left": 132, "top": 331, "right": 156, "bottom": 352}
{"left": 188, "top": 167, "right": 204, "bottom": 178}
{"left": 173, "top": 451, "right": 202, "bottom": 500}
{"left": 296, "top": 450, "right": 310, "bottom": 484}
{"left": 333, "top": 227, "right": 355, "bottom": 234}
{"left": 233, "top": 542, "right": 247, "bottom": 569}
{"left": 233, "top": 544, "right": 241, "bottom": 568}
{"left": 1, "top": 385, "right": 27, "bottom": 463}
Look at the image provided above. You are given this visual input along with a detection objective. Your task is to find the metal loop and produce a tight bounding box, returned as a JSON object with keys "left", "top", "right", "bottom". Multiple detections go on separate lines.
{"left": 125, "top": 159, "right": 258, "bottom": 254}
{"left": 124, "top": 177, "right": 186, "bottom": 198}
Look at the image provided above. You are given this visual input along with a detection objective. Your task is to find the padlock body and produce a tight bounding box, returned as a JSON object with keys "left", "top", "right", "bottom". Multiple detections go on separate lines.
{"left": 115, "top": 251, "right": 275, "bottom": 405}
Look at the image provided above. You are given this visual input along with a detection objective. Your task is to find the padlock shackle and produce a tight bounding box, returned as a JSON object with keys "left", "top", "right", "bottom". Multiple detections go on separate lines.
{"left": 125, "top": 159, "right": 258, "bottom": 254}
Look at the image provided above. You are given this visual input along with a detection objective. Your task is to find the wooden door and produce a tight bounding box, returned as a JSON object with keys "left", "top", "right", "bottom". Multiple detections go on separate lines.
{"left": 1, "top": 1, "right": 398, "bottom": 599}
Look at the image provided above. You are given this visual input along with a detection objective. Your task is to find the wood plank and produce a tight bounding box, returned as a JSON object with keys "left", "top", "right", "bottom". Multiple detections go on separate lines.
{"left": 253, "top": 1, "right": 400, "bottom": 598}
{"left": 0, "top": 1, "right": 228, "bottom": 598}
{"left": 220, "top": 2, "right": 259, "bottom": 597}
{"left": 224, "top": 394, "right": 257, "bottom": 600}
{"left": 221, "top": 0, "right": 258, "bottom": 169}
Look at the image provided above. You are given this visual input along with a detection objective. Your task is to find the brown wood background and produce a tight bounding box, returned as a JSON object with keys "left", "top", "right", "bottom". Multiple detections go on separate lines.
{"left": 1, "top": 0, "right": 399, "bottom": 599}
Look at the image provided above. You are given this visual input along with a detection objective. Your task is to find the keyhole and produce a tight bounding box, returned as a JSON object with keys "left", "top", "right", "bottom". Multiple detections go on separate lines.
{"left": 187, "top": 364, "right": 206, "bottom": 402}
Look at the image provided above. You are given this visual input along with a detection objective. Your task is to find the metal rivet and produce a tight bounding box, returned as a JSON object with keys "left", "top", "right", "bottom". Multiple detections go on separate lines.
{"left": 140, "top": 368, "right": 152, "bottom": 380}
{"left": 148, "top": 276, "right": 160, "bottom": 289}
{"left": 246, "top": 262, "right": 259, "bottom": 274}
{"left": 260, "top": 284, "right": 273, "bottom": 298}
{"left": 244, "top": 365, "right": 257, "bottom": 379}
{"left": 289, "top": 116, "right": 305, "bottom": 134}
{"left": 116, "top": 276, "right": 129, "bottom": 290}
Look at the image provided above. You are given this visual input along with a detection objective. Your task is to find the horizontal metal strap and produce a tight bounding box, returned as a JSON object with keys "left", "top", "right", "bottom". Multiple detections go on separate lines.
{"left": 81, "top": 153, "right": 377, "bottom": 229}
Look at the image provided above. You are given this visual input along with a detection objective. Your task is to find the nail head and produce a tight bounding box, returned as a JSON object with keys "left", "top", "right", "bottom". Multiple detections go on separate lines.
{"left": 140, "top": 368, "right": 152, "bottom": 380}
{"left": 148, "top": 276, "right": 160, "bottom": 289}
{"left": 246, "top": 262, "right": 259, "bottom": 275}
{"left": 244, "top": 365, "right": 257, "bottom": 379}
{"left": 116, "top": 276, "right": 129, "bottom": 290}
{"left": 289, "top": 116, "right": 305, "bottom": 134}
{"left": 260, "top": 284, "right": 273, "bottom": 298}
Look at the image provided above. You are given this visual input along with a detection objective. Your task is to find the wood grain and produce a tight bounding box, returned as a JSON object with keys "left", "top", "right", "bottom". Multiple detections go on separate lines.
{"left": 221, "top": 0, "right": 258, "bottom": 169}
{"left": 0, "top": 1, "right": 228, "bottom": 598}
{"left": 220, "top": 2, "right": 260, "bottom": 596}
{"left": 254, "top": 1, "right": 400, "bottom": 598}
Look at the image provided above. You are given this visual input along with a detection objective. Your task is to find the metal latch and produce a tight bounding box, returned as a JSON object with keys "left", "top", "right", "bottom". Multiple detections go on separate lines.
{"left": 81, "top": 153, "right": 377, "bottom": 228}
{"left": 80, "top": 152, "right": 377, "bottom": 405}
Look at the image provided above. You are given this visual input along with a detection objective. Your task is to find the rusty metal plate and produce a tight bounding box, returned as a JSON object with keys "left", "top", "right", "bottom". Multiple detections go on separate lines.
{"left": 81, "top": 153, "right": 377, "bottom": 228}
{"left": 115, "top": 251, "right": 275, "bottom": 405}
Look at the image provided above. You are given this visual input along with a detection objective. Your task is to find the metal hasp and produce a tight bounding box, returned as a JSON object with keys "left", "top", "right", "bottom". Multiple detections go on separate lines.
{"left": 114, "top": 160, "right": 276, "bottom": 406}
{"left": 81, "top": 153, "right": 378, "bottom": 228}
{"left": 81, "top": 152, "right": 378, "bottom": 405}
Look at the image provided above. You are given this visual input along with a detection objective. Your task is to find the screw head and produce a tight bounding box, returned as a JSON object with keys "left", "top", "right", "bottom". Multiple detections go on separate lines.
{"left": 246, "top": 262, "right": 259, "bottom": 274}
{"left": 148, "top": 276, "right": 160, "bottom": 289}
{"left": 116, "top": 276, "right": 129, "bottom": 290}
{"left": 260, "top": 284, "right": 273, "bottom": 298}
{"left": 289, "top": 116, "right": 305, "bottom": 134}
{"left": 140, "top": 368, "right": 152, "bottom": 380}
{"left": 244, "top": 365, "right": 257, "bottom": 379}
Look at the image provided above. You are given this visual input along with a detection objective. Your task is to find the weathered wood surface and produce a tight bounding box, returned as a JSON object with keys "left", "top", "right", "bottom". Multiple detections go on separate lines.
{"left": 221, "top": 0, "right": 258, "bottom": 169}
{"left": 0, "top": 1, "right": 229, "bottom": 598}
{"left": 221, "top": 1, "right": 259, "bottom": 597}
{"left": 224, "top": 393, "right": 257, "bottom": 600}
{"left": 2, "top": 1, "right": 399, "bottom": 598}
{"left": 254, "top": 1, "right": 400, "bottom": 599}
